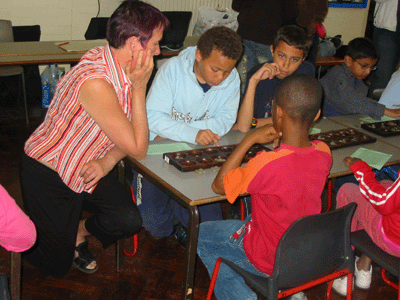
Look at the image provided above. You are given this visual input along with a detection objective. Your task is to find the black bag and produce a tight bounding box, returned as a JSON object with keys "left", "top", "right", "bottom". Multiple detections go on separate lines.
{"left": 319, "top": 35, "right": 343, "bottom": 57}
{"left": 374, "top": 165, "right": 400, "bottom": 182}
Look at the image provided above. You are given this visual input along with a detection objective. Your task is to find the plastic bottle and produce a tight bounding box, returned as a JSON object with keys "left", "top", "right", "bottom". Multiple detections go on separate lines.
{"left": 41, "top": 64, "right": 65, "bottom": 108}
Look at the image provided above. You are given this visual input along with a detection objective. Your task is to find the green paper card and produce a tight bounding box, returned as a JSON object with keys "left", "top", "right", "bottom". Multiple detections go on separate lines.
{"left": 147, "top": 143, "right": 192, "bottom": 155}
{"left": 350, "top": 148, "right": 392, "bottom": 170}
{"left": 309, "top": 127, "right": 322, "bottom": 134}
{"left": 360, "top": 116, "right": 396, "bottom": 123}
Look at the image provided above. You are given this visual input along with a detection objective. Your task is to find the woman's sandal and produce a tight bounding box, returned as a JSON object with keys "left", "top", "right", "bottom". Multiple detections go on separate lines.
{"left": 73, "top": 239, "right": 99, "bottom": 274}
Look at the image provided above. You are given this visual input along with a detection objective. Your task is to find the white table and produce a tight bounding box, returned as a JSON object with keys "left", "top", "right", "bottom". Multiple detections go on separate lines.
{"left": 0, "top": 40, "right": 182, "bottom": 66}
{"left": 0, "top": 41, "right": 85, "bottom": 66}
{"left": 313, "top": 118, "right": 400, "bottom": 177}
{"left": 328, "top": 114, "right": 400, "bottom": 150}
{"left": 125, "top": 119, "right": 400, "bottom": 299}
{"left": 125, "top": 130, "right": 248, "bottom": 300}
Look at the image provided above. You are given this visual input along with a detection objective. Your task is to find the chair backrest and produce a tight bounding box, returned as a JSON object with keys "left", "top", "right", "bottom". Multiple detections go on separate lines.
{"left": 160, "top": 11, "right": 192, "bottom": 50}
{"left": 12, "top": 25, "right": 40, "bottom": 42}
{"left": 370, "top": 88, "right": 385, "bottom": 101}
{"left": 85, "top": 17, "right": 109, "bottom": 40}
{"left": 352, "top": 229, "right": 400, "bottom": 277}
{"left": 269, "top": 202, "right": 357, "bottom": 290}
{"left": 0, "top": 20, "right": 14, "bottom": 42}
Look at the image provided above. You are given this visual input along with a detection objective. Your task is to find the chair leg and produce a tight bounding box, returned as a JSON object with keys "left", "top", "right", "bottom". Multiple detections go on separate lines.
{"left": 326, "top": 280, "right": 332, "bottom": 300}
{"left": 124, "top": 187, "right": 139, "bottom": 257}
{"left": 398, "top": 279, "right": 400, "bottom": 300}
{"left": 124, "top": 234, "right": 138, "bottom": 257}
{"left": 10, "top": 252, "right": 21, "bottom": 300}
{"left": 115, "top": 238, "right": 124, "bottom": 271}
{"left": 240, "top": 199, "right": 245, "bottom": 221}
{"left": 115, "top": 160, "right": 139, "bottom": 259}
{"left": 206, "top": 257, "right": 222, "bottom": 300}
{"left": 346, "top": 272, "right": 353, "bottom": 300}
{"left": 326, "top": 179, "right": 333, "bottom": 212}
{"left": 327, "top": 272, "right": 353, "bottom": 300}
{"left": 381, "top": 268, "right": 399, "bottom": 290}
{"left": 20, "top": 70, "right": 29, "bottom": 125}
{"left": 398, "top": 278, "right": 400, "bottom": 300}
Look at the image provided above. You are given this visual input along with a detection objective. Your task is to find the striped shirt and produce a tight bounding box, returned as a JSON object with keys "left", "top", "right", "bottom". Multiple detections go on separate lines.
{"left": 24, "top": 45, "right": 132, "bottom": 193}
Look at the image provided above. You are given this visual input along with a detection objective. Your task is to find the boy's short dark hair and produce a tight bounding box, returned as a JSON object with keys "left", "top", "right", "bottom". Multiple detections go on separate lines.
{"left": 273, "top": 25, "right": 312, "bottom": 57}
{"left": 197, "top": 26, "right": 243, "bottom": 61}
{"left": 275, "top": 74, "right": 322, "bottom": 123}
{"left": 345, "top": 37, "right": 379, "bottom": 60}
{"left": 107, "top": 0, "right": 169, "bottom": 49}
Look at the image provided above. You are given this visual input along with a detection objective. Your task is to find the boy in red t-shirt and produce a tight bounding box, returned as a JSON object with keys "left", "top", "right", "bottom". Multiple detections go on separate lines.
{"left": 197, "top": 74, "right": 332, "bottom": 300}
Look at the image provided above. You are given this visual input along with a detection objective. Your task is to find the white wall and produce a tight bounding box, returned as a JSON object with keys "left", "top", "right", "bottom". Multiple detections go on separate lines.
{"left": 0, "top": 0, "right": 370, "bottom": 45}
{"left": 324, "top": 3, "right": 371, "bottom": 44}
{"left": 0, "top": 0, "right": 120, "bottom": 41}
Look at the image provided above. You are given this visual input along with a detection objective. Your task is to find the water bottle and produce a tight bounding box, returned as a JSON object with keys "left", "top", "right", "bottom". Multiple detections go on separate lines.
{"left": 41, "top": 64, "right": 65, "bottom": 108}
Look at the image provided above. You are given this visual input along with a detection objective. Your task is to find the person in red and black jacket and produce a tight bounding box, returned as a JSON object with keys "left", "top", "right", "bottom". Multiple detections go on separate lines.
{"left": 333, "top": 157, "right": 400, "bottom": 296}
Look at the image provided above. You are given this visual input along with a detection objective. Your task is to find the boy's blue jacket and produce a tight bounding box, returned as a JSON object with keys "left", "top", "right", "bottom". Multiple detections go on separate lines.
{"left": 146, "top": 46, "right": 240, "bottom": 144}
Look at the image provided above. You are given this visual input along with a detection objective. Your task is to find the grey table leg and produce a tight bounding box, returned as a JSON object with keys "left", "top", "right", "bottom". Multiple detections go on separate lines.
{"left": 115, "top": 160, "right": 126, "bottom": 271}
{"left": 182, "top": 205, "right": 200, "bottom": 300}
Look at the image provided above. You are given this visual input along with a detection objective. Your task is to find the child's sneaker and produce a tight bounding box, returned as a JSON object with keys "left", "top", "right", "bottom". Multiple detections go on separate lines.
{"left": 354, "top": 257, "right": 372, "bottom": 289}
{"left": 332, "top": 256, "right": 372, "bottom": 296}
{"left": 332, "top": 275, "right": 354, "bottom": 297}
{"left": 288, "top": 291, "right": 307, "bottom": 300}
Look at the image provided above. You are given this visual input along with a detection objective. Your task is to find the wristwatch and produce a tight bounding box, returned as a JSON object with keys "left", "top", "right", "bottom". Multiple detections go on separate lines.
{"left": 251, "top": 118, "right": 258, "bottom": 129}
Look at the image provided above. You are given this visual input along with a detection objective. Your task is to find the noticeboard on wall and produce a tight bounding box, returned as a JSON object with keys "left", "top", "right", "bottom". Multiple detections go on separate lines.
{"left": 328, "top": 0, "right": 368, "bottom": 8}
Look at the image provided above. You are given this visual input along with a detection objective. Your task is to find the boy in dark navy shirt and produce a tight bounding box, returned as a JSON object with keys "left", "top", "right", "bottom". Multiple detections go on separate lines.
{"left": 234, "top": 25, "right": 314, "bottom": 133}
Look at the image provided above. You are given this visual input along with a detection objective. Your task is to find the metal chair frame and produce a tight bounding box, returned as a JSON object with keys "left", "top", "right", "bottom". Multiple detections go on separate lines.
{"left": 351, "top": 229, "right": 400, "bottom": 300}
{"left": 207, "top": 203, "right": 357, "bottom": 300}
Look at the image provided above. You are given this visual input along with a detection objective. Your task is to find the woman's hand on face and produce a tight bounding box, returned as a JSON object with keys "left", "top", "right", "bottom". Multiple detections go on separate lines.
{"left": 79, "top": 158, "right": 114, "bottom": 191}
{"left": 126, "top": 49, "right": 154, "bottom": 90}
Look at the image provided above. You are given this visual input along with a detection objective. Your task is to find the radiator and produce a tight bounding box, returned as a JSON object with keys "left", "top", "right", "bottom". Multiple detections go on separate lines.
{"left": 143, "top": 0, "right": 234, "bottom": 35}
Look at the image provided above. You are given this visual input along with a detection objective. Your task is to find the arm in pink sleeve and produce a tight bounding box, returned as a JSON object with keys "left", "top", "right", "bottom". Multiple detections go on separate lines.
{"left": 0, "top": 185, "right": 36, "bottom": 252}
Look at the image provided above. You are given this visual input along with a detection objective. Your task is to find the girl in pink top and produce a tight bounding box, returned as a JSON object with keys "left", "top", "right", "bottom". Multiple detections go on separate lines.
{"left": 0, "top": 184, "right": 36, "bottom": 252}
{"left": 333, "top": 157, "right": 400, "bottom": 296}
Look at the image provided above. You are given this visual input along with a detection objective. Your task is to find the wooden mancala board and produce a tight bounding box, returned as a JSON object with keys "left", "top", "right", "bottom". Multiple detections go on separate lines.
{"left": 361, "top": 119, "right": 400, "bottom": 137}
{"left": 309, "top": 128, "right": 376, "bottom": 150}
{"left": 163, "top": 144, "right": 270, "bottom": 172}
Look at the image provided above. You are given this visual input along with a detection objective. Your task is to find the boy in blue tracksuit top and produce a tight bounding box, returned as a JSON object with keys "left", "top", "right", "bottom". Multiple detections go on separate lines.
{"left": 131, "top": 26, "right": 243, "bottom": 244}
{"left": 147, "top": 46, "right": 241, "bottom": 143}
